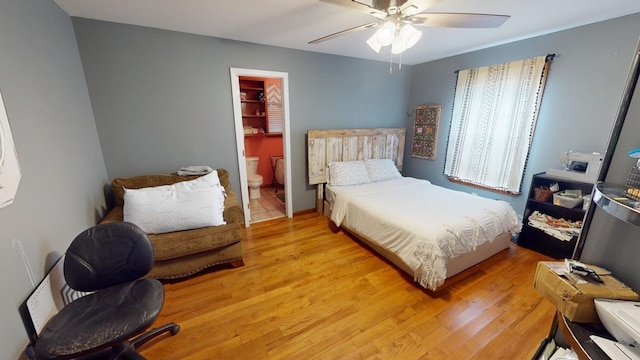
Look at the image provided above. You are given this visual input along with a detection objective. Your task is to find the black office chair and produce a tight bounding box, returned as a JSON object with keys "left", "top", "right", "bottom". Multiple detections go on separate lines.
{"left": 34, "top": 222, "right": 180, "bottom": 359}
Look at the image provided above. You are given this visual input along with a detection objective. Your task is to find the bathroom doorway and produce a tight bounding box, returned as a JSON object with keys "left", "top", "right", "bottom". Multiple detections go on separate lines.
{"left": 230, "top": 68, "right": 292, "bottom": 227}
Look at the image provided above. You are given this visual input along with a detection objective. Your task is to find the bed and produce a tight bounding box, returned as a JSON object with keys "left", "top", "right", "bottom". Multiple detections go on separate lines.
{"left": 307, "top": 128, "right": 521, "bottom": 291}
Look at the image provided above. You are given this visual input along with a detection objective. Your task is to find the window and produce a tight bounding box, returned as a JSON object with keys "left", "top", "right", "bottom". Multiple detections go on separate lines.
{"left": 444, "top": 55, "right": 551, "bottom": 194}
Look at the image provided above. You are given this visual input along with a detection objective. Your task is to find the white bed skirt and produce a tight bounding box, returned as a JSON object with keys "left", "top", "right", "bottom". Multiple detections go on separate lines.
{"left": 341, "top": 223, "right": 512, "bottom": 287}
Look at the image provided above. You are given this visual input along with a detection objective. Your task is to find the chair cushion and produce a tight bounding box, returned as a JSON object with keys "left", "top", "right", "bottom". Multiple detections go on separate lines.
{"left": 34, "top": 279, "right": 164, "bottom": 359}
{"left": 65, "top": 222, "right": 154, "bottom": 292}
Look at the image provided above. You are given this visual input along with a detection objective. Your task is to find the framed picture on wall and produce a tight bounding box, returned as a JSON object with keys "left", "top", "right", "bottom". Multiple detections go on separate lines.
{"left": 0, "top": 89, "right": 21, "bottom": 208}
{"left": 411, "top": 104, "right": 441, "bottom": 160}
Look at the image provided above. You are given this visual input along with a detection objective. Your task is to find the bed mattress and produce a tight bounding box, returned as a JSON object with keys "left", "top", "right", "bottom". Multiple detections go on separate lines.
{"left": 327, "top": 177, "right": 521, "bottom": 290}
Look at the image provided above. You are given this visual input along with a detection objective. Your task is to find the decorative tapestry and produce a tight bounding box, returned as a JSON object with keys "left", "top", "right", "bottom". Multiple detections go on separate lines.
{"left": 411, "top": 104, "right": 441, "bottom": 160}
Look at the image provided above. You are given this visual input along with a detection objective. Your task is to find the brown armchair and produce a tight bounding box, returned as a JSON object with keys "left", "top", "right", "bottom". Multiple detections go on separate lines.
{"left": 100, "top": 168, "right": 244, "bottom": 279}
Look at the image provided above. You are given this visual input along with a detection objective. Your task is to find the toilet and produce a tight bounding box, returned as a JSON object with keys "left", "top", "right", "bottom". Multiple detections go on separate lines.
{"left": 246, "top": 156, "right": 264, "bottom": 199}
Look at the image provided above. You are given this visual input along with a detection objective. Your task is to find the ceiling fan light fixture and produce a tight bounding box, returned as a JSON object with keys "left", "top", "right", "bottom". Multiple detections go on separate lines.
{"left": 399, "top": 24, "right": 422, "bottom": 49}
{"left": 391, "top": 36, "right": 406, "bottom": 54}
{"left": 310, "top": 1, "right": 511, "bottom": 63}
{"left": 376, "top": 22, "right": 396, "bottom": 46}
{"left": 366, "top": 34, "right": 382, "bottom": 53}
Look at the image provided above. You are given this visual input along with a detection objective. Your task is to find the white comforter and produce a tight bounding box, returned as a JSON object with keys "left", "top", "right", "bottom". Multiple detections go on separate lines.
{"left": 329, "top": 177, "right": 521, "bottom": 290}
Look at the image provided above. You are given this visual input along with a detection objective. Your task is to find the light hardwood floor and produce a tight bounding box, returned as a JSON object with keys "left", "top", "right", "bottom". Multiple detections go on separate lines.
{"left": 140, "top": 211, "right": 556, "bottom": 359}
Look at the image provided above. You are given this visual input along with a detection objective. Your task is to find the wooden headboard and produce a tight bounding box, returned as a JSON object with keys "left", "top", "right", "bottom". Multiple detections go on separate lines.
{"left": 307, "top": 128, "right": 406, "bottom": 213}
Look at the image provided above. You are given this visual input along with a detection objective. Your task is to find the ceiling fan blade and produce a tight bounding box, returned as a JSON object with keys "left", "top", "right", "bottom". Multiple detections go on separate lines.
{"left": 320, "top": 0, "right": 387, "bottom": 19}
{"left": 399, "top": 0, "right": 442, "bottom": 16}
{"left": 412, "top": 12, "right": 510, "bottom": 28}
{"left": 309, "top": 22, "right": 380, "bottom": 44}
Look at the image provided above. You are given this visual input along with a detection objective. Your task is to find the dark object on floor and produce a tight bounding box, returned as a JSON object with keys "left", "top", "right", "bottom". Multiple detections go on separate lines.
{"left": 34, "top": 222, "right": 179, "bottom": 359}
{"left": 276, "top": 192, "right": 285, "bottom": 203}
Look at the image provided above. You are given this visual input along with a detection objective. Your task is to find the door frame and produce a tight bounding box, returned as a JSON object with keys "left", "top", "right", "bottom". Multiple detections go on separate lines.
{"left": 230, "top": 68, "right": 292, "bottom": 227}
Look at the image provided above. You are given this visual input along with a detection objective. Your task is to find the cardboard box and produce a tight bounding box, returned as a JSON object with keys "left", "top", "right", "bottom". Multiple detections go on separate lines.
{"left": 533, "top": 261, "right": 640, "bottom": 323}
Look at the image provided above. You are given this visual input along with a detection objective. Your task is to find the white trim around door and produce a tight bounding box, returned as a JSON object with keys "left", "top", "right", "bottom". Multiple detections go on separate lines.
{"left": 230, "top": 67, "right": 293, "bottom": 227}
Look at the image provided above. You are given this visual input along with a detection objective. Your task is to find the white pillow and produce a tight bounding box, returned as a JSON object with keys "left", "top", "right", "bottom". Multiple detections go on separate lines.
{"left": 365, "top": 159, "right": 402, "bottom": 182}
{"left": 328, "top": 161, "right": 370, "bottom": 186}
{"left": 123, "top": 171, "right": 226, "bottom": 234}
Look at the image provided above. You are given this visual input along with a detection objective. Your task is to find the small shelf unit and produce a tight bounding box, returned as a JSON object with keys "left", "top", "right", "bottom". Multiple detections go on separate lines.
{"left": 517, "top": 172, "right": 594, "bottom": 259}
{"left": 240, "top": 77, "right": 268, "bottom": 135}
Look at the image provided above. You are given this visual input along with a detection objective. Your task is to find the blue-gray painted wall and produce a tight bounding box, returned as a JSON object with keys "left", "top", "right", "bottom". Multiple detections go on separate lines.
{"left": 2, "top": 0, "right": 640, "bottom": 356}
{"left": 0, "top": 0, "right": 107, "bottom": 358}
{"left": 72, "top": 18, "right": 412, "bottom": 213}
{"left": 73, "top": 14, "right": 640, "bottom": 218}
{"left": 404, "top": 14, "right": 640, "bottom": 216}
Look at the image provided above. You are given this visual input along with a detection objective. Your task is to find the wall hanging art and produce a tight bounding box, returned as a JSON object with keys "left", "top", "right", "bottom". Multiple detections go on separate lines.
{"left": 411, "top": 104, "right": 440, "bottom": 160}
{"left": 0, "top": 89, "right": 21, "bottom": 208}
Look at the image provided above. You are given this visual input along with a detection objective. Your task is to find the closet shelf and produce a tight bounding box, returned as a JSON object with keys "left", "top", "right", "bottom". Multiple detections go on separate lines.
{"left": 593, "top": 182, "right": 640, "bottom": 226}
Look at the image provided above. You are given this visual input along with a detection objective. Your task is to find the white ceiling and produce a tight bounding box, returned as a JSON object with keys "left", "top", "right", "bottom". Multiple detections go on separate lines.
{"left": 53, "top": 0, "right": 640, "bottom": 65}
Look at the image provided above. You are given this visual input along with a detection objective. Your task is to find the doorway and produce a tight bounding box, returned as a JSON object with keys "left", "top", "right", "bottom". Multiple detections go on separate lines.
{"left": 230, "top": 68, "right": 292, "bottom": 227}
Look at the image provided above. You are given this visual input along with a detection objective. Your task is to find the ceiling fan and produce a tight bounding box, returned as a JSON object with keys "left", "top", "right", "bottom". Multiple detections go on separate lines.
{"left": 310, "top": 0, "right": 510, "bottom": 54}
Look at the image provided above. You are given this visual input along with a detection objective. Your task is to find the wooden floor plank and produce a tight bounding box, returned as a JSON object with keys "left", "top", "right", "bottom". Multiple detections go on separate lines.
{"left": 139, "top": 212, "right": 556, "bottom": 359}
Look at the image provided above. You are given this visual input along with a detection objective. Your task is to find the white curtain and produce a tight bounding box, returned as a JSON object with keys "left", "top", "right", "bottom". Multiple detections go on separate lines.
{"left": 444, "top": 55, "right": 549, "bottom": 194}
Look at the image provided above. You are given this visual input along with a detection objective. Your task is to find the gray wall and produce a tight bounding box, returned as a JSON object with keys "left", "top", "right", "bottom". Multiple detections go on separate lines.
{"left": 404, "top": 13, "right": 640, "bottom": 216}
{"left": 73, "top": 14, "right": 640, "bottom": 217}
{"left": 71, "top": 18, "right": 413, "bottom": 213}
{"left": 0, "top": 0, "right": 107, "bottom": 358}
{"left": 3, "top": 2, "right": 640, "bottom": 355}
{"left": 406, "top": 13, "right": 640, "bottom": 292}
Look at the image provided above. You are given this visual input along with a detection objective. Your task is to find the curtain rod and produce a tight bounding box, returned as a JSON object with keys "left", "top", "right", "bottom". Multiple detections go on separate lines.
{"left": 454, "top": 53, "right": 556, "bottom": 74}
